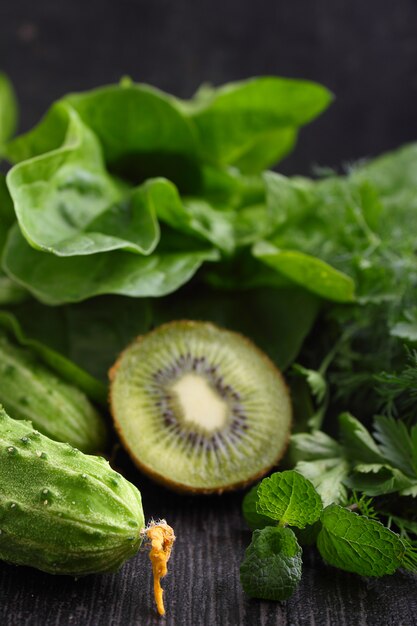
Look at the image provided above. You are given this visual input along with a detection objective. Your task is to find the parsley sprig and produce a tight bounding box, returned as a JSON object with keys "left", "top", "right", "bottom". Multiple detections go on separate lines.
{"left": 292, "top": 413, "right": 417, "bottom": 502}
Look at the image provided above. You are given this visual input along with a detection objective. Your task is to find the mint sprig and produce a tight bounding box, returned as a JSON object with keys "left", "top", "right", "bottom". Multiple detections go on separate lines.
{"left": 240, "top": 470, "right": 416, "bottom": 603}
{"left": 292, "top": 413, "right": 417, "bottom": 502}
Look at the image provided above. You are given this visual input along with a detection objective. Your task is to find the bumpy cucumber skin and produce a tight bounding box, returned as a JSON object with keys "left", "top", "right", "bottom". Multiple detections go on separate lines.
{"left": 0, "top": 334, "right": 107, "bottom": 453}
{"left": 0, "top": 407, "right": 144, "bottom": 576}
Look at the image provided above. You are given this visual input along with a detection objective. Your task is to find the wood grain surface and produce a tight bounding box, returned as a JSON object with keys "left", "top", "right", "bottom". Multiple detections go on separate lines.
{"left": 1, "top": 0, "right": 417, "bottom": 623}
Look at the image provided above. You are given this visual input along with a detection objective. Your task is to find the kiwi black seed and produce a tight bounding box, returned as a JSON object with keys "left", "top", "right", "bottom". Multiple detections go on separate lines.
{"left": 109, "top": 321, "right": 292, "bottom": 494}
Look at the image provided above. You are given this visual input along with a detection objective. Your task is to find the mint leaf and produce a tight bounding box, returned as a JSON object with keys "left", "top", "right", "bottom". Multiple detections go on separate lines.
{"left": 257, "top": 470, "right": 322, "bottom": 528}
{"left": 242, "top": 485, "right": 273, "bottom": 531}
{"left": 317, "top": 504, "right": 404, "bottom": 577}
{"left": 240, "top": 526, "right": 302, "bottom": 600}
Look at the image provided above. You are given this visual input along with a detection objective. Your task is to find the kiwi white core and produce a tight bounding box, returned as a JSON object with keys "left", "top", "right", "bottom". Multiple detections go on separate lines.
{"left": 171, "top": 373, "right": 227, "bottom": 431}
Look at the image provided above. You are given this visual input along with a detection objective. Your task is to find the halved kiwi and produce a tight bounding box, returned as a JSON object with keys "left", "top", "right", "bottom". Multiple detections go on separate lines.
{"left": 109, "top": 321, "right": 292, "bottom": 494}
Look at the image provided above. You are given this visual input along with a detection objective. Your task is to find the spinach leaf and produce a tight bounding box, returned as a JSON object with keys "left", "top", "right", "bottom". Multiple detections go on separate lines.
{"left": 5, "top": 296, "right": 152, "bottom": 384}
{"left": 152, "top": 285, "right": 320, "bottom": 370}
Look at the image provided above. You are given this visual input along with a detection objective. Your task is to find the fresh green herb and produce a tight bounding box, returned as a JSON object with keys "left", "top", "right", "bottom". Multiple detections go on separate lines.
{"left": 292, "top": 414, "right": 417, "bottom": 523}
{"left": 345, "top": 492, "right": 379, "bottom": 519}
{"left": 241, "top": 470, "right": 416, "bottom": 601}
{"left": 374, "top": 349, "right": 417, "bottom": 422}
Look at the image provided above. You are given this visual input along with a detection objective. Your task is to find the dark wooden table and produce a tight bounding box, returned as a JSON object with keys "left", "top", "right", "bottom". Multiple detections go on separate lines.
{"left": 1, "top": 0, "right": 417, "bottom": 623}
{"left": 0, "top": 450, "right": 417, "bottom": 626}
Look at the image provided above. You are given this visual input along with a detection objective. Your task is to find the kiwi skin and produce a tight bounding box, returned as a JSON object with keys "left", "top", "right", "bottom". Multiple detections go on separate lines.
{"left": 109, "top": 320, "right": 292, "bottom": 495}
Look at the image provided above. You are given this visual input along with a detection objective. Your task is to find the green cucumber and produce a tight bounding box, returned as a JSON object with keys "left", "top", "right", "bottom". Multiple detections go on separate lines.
{"left": 0, "top": 406, "right": 144, "bottom": 576}
{"left": 0, "top": 332, "right": 107, "bottom": 453}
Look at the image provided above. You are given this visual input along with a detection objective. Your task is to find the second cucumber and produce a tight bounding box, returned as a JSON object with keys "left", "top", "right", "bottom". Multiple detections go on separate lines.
{"left": 0, "top": 332, "right": 107, "bottom": 453}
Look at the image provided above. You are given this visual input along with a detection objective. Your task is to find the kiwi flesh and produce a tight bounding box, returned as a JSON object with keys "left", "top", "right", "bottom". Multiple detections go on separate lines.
{"left": 109, "top": 321, "right": 292, "bottom": 494}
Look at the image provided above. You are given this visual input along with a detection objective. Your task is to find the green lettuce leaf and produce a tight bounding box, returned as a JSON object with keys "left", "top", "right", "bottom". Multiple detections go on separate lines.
{"left": 152, "top": 180, "right": 236, "bottom": 254}
{"left": 184, "top": 77, "right": 332, "bottom": 172}
{"left": 0, "top": 73, "right": 18, "bottom": 146}
{"left": 253, "top": 240, "right": 356, "bottom": 303}
{"left": 65, "top": 81, "right": 197, "bottom": 175}
{"left": 6, "top": 103, "right": 161, "bottom": 257}
{"left": 0, "top": 175, "right": 27, "bottom": 304}
{"left": 3, "top": 224, "right": 218, "bottom": 304}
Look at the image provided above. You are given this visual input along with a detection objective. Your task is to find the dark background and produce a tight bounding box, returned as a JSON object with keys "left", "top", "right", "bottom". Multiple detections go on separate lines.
{"left": 2, "top": 0, "right": 417, "bottom": 173}
{"left": 1, "top": 1, "right": 417, "bottom": 625}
